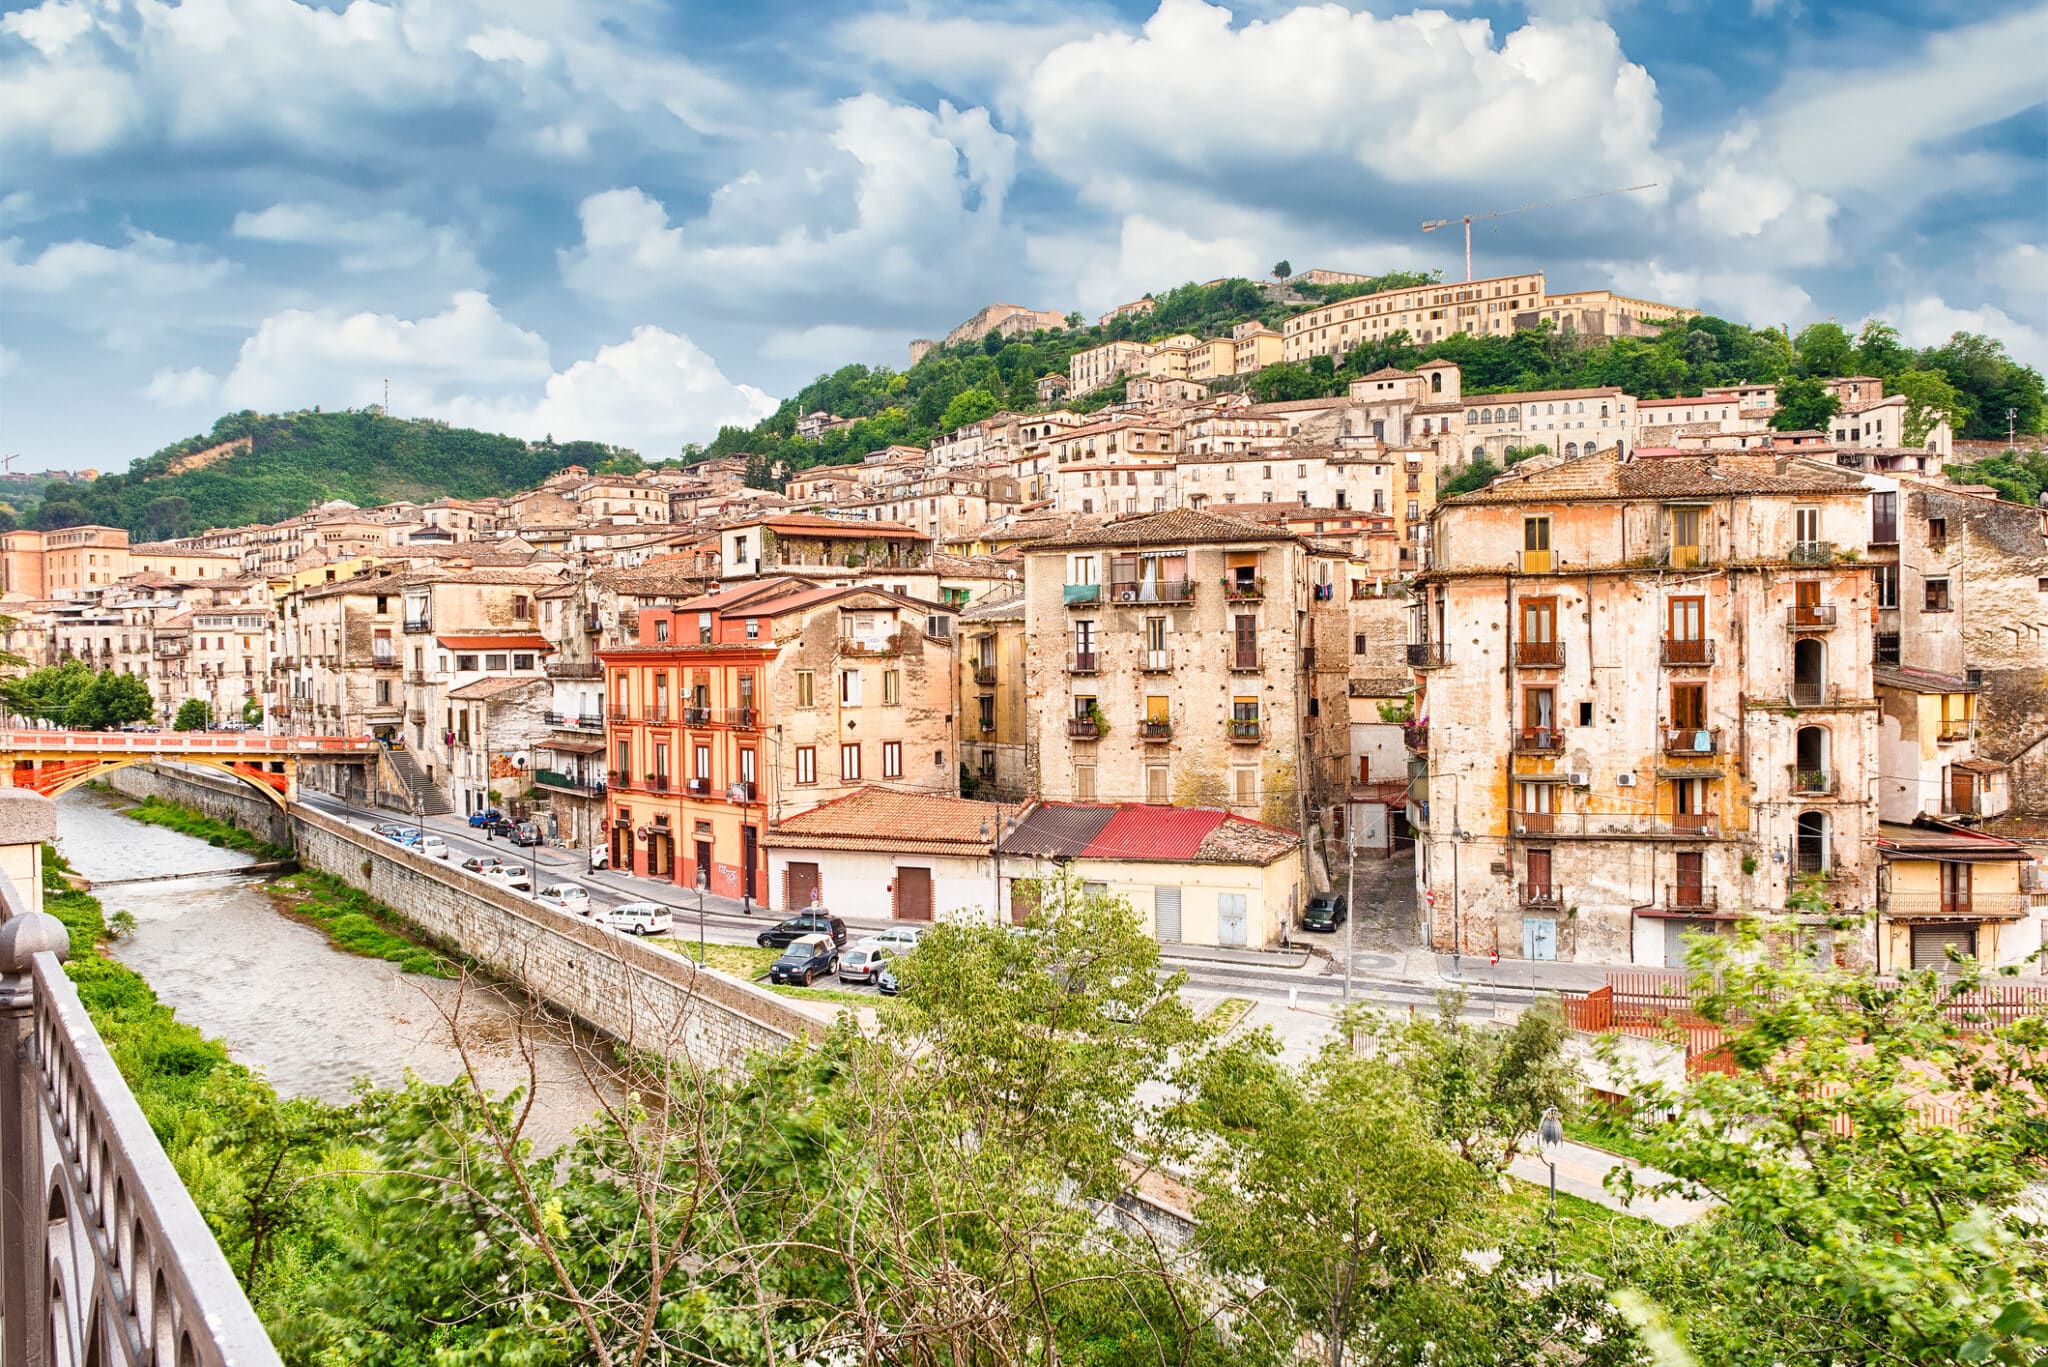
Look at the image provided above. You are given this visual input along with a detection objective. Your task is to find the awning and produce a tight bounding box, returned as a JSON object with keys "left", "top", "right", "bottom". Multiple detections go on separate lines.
{"left": 541, "top": 737, "right": 606, "bottom": 755}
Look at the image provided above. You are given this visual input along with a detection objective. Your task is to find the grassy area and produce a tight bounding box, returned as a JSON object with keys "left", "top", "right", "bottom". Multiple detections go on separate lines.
{"left": 1205, "top": 996, "right": 1255, "bottom": 1032}
{"left": 267, "top": 870, "right": 453, "bottom": 977}
{"left": 1564, "top": 1106, "right": 1674, "bottom": 1170}
{"left": 655, "top": 938, "right": 892, "bottom": 1010}
{"left": 112, "top": 792, "right": 294, "bottom": 862}
{"left": 1496, "top": 1170, "right": 1665, "bottom": 1269}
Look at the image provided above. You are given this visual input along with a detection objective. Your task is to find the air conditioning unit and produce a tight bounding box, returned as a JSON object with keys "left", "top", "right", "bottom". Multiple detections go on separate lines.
{"left": 1614, "top": 772, "right": 1636, "bottom": 788}
{"left": 1568, "top": 771, "right": 1592, "bottom": 787}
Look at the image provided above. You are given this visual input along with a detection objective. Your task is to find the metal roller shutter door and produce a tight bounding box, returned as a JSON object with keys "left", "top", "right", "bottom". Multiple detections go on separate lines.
{"left": 1154, "top": 887, "right": 1182, "bottom": 943}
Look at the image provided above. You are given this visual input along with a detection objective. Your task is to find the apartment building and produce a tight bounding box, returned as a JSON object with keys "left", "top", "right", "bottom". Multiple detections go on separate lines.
{"left": 186, "top": 603, "right": 270, "bottom": 721}
{"left": 1287, "top": 272, "right": 1547, "bottom": 360}
{"left": 1051, "top": 460, "right": 1180, "bottom": 518}
{"left": 596, "top": 578, "right": 959, "bottom": 900}
{"left": 1069, "top": 340, "right": 1149, "bottom": 395}
{"left": 717, "top": 513, "right": 932, "bottom": 582}
{"left": 0, "top": 525, "right": 131, "bottom": 599}
{"left": 273, "top": 569, "right": 409, "bottom": 749}
{"left": 445, "top": 675, "right": 554, "bottom": 819}
{"left": 1019, "top": 509, "right": 1350, "bottom": 827}
{"left": 1411, "top": 448, "right": 1881, "bottom": 968}
{"left": 958, "top": 587, "right": 1027, "bottom": 800}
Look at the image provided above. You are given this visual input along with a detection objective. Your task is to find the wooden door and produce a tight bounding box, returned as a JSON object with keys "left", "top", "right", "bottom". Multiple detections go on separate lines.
{"left": 895, "top": 865, "right": 933, "bottom": 921}
{"left": 742, "top": 825, "right": 759, "bottom": 901}
{"left": 785, "top": 861, "right": 820, "bottom": 913}
{"left": 1675, "top": 851, "right": 1703, "bottom": 905}
{"left": 1233, "top": 614, "right": 1257, "bottom": 667}
{"left": 1526, "top": 849, "right": 1553, "bottom": 899}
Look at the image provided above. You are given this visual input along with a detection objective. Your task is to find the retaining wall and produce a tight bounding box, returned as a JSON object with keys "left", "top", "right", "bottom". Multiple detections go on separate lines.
{"left": 108, "top": 766, "right": 818, "bottom": 1065}
{"left": 104, "top": 763, "right": 294, "bottom": 848}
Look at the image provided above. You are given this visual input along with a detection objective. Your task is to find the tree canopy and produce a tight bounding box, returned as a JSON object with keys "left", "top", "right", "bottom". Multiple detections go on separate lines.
{"left": 1, "top": 660, "right": 154, "bottom": 729}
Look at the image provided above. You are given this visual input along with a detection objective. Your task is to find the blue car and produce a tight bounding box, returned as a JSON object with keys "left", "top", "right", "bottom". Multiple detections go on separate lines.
{"left": 467, "top": 809, "right": 504, "bottom": 829}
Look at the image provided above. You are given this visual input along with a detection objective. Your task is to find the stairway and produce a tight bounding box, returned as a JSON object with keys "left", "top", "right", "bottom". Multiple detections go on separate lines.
{"left": 380, "top": 744, "right": 453, "bottom": 816}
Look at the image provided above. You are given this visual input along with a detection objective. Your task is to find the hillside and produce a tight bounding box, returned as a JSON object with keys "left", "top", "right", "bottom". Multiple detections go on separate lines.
{"left": 29, "top": 410, "right": 642, "bottom": 539}
{"left": 701, "top": 275, "right": 2047, "bottom": 502}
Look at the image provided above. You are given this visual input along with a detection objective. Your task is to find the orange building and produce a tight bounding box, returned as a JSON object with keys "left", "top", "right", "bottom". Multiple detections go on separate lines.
{"left": 597, "top": 577, "right": 960, "bottom": 904}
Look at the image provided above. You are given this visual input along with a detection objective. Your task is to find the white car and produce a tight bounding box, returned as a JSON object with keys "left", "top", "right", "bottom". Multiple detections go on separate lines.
{"left": 417, "top": 835, "right": 450, "bottom": 859}
{"left": 835, "top": 939, "right": 895, "bottom": 985}
{"left": 600, "top": 902, "right": 672, "bottom": 936}
{"left": 480, "top": 864, "right": 533, "bottom": 892}
{"left": 868, "top": 925, "right": 926, "bottom": 952}
{"left": 532, "top": 882, "right": 591, "bottom": 914}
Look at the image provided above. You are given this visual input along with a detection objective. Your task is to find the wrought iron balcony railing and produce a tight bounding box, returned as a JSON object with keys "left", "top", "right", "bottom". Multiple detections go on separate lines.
{"left": 1661, "top": 637, "right": 1715, "bottom": 666}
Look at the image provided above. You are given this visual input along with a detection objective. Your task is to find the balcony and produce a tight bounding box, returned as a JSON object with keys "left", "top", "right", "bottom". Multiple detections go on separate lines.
{"left": 1788, "top": 541, "right": 1834, "bottom": 565}
{"left": 1513, "top": 811, "right": 1556, "bottom": 836}
{"left": 1663, "top": 727, "right": 1721, "bottom": 757}
{"left": 404, "top": 670, "right": 429, "bottom": 685}
{"left": 1139, "top": 650, "right": 1172, "bottom": 673}
{"left": 684, "top": 776, "right": 710, "bottom": 795}
{"left": 1067, "top": 716, "right": 1104, "bottom": 741}
{"left": 1670, "top": 812, "right": 1718, "bottom": 836}
{"left": 607, "top": 769, "right": 630, "bottom": 789}
{"left": 1521, "top": 882, "right": 1562, "bottom": 909}
{"left": 1063, "top": 584, "right": 1102, "bottom": 607}
{"left": 1514, "top": 640, "right": 1564, "bottom": 668}
{"left": 1514, "top": 727, "right": 1563, "bottom": 754}
{"left": 840, "top": 635, "right": 901, "bottom": 658}
{"left": 1787, "top": 603, "right": 1837, "bottom": 631}
{"left": 1228, "top": 718, "right": 1262, "bottom": 743}
{"left": 545, "top": 660, "right": 601, "bottom": 679}
{"left": 1664, "top": 545, "right": 1710, "bottom": 569}
{"left": 1661, "top": 637, "right": 1715, "bottom": 667}
{"left": 609, "top": 707, "right": 632, "bottom": 724}
{"left": 534, "top": 768, "right": 598, "bottom": 794}
{"left": 1663, "top": 885, "right": 1718, "bottom": 912}
{"left": 403, "top": 618, "right": 430, "bottom": 633}
{"left": 1521, "top": 549, "right": 1554, "bottom": 573}
{"left": 1108, "top": 578, "right": 1195, "bottom": 605}
{"left": 370, "top": 651, "right": 398, "bottom": 669}
{"left": 1229, "top": 649, "right": 1262, "bottom": 673}
{"left": 1222, "top": 577, "right": 1266, "bottom": 602}
{"left": 1939, "top": 722, "right": 1974, "bottom": 743}
{"left": 648, "top": 706, "right": 671, "bottom": 724}
{"left": 1403, "top": 722, "right": 1428, "bottom": 753}
{"left": 1406, "top": 642, "right": 1446, "bottom": 668}
{"left": 1069, "top": 651, "right": 1099, "bottom": 675}
{"left": 1792, "top": 768, "right": 1834, "bottom": 795}
{"left": 722, "top": 706, "right": 761, "bottom": 730}
{"left": 973, "top": 665, "right": 997, "bottom": 686}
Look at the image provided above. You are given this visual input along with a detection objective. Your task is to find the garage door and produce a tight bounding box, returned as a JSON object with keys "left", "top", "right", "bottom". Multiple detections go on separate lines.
{"left": 784, "top": 862, "right": 820, "bottom": 913}
{"left": 895, "top": 865, "right": 933, "bottom": 921}
{"left": 1154, "top": 887, "right": 1182, "bottom": 943}
{"left": 1911, "top": 925, "right": 1976, "bottom": 972}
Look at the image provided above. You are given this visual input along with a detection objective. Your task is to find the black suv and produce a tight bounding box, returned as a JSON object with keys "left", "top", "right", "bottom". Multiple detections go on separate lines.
{"left": 1302, "top": 893, "right": 1348, "bottom": 932}
{"left": 757, "top": 912, "right": 849, "bottom": 949}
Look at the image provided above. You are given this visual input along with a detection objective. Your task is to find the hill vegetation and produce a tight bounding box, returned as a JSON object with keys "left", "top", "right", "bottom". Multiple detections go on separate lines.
{"left": 29, "top": 409, "right": 644, "bottom": 540}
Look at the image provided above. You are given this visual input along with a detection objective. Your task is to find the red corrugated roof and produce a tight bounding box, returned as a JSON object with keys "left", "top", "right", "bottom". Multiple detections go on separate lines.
{"left": 435, "top": 634, "right": 549, "bottom": 650}
{"left": 1081, "top": 807, "right": 1227, "bottom": 861}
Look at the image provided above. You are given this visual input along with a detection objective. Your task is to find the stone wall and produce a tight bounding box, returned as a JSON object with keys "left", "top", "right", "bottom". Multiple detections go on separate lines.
{"left": 104, "top": 763, "right": 294, "bottom": 848}
{"left": 106, "top": 765, "right": 818, "bottom": 1066}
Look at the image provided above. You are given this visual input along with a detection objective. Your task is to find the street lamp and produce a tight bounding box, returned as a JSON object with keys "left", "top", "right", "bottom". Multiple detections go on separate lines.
{"left": 695, "top": 866, "right": 709, "bottom": 966}
{"left": 1538, "top": 1105, "right": 1564, "bottom": 1288}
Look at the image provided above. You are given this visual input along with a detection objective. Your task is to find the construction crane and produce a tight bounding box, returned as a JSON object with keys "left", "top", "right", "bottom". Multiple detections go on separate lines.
{"left": 1423, "top": 182, "right": 1658, "bottom": 282}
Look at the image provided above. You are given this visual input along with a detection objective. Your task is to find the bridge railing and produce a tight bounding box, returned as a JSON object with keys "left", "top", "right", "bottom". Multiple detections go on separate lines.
{"left": 1, "top": 729, "right": 379, "bottom": 756}
{"left": 0, "top": 791, "right": 281, "bottom": 1366}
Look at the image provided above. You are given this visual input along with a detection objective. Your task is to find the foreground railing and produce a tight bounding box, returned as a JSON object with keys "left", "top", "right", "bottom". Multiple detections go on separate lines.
{"left": 1, "top": 795, "right": 281, "bottom": 1366}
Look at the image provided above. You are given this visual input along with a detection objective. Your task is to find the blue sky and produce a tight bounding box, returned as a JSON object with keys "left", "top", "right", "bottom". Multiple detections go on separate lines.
{"left": 2, "top": 0, "right": 2043, "bottom": 470}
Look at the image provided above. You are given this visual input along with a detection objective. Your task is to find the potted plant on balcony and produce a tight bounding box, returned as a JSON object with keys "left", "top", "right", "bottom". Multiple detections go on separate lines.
{"left": 1085, "top": 700, "right": 1110, "bottom": 738}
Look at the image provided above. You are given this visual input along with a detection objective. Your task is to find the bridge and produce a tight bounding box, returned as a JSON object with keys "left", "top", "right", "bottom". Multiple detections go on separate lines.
{"left": 0, "top": 789, "right": 281, "bottom": 1366}
{"left": 0, "top": 731, "right": 383, "bottom": 809}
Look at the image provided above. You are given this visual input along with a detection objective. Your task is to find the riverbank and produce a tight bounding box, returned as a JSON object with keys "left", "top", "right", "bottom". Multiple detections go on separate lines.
{"left": 95, "top": 784, "right": 294, "bottom": 862}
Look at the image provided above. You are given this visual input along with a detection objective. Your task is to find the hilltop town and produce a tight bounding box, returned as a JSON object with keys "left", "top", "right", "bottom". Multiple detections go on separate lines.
{"left": 4, "top": 265, "right": 2045, "bottom": 977}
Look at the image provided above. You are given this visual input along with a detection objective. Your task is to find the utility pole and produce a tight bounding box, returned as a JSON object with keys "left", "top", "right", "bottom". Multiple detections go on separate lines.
{"left": 1344, "top": 815, "right": 1355, "bottom": 1004}
{"left": 2009, "top": 408, "right": 2019, "bottom": 451}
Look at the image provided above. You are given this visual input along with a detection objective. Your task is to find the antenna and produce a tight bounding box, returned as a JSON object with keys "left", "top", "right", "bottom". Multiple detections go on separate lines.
{"left": 383, "top": 379, "right": 390, "bottom": 416}
{"left": 1423, "top": 182, "right": 1659, "bottom": 282}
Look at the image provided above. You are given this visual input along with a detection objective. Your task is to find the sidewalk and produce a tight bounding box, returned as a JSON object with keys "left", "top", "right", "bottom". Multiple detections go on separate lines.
{"left": 1160, "top": 941, "right": 1314, "bottom": 971}
{"left": 1506, "top": 1140, "right": 1713, "bottom": 1228}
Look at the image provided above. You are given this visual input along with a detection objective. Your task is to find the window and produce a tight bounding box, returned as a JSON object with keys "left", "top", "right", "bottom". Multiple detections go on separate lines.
{"left": 883, "top": 670, "right": 900, "bottom": 705}
{"left": 1874, "top": 564, "right": 1899, "bottom": 609}
{"left": 1925, "top": 577, "right": 1951, "bottom": 612}
{"left": 485, "top": 652, "right": 509, "bottom": 671}
{"left": 1668, "top": 507, "right": 1703, "bottom": 566}
{"left": 513, "top": 595, "right": 531, "bottom": 620}
{"left": 795, "top": 745, "right": 817, "bottom": 785}
{"left": 455, "top": 654, "right": 479, "bottom": 672}
{"left": 840, "top": 670, "right": 862, "bottom": 705}
{"left": 1074, "top": 764, "right": 1097, "bottom": 800}
{"left": 1794, "top": 506, "right": 1821, "bottom": 549}
{"left": 1927, "top": 517, "right": 1947, "bottom": 548}
{"left": 883, "top": 741, "right": 902, "bottom": 778}
{"left": 1354, "top": 632, "right": 1367, "bottom": 655}
{"left": 1524, "top": 686, "right": 1554, "bottom": 731}
{"left": 697, "top": 612, "right": 712, "bottom": 644}
{"left": 1522, "top": 516, "right": 1551, "bottom": 571}
{"left": 841, "top": 743, "right": 862, "bottom": 781}
{"left": 1146, "top": 764, "right": 1169, "bottom": 804}
{"left": 693, "top": 744, "right": 710, "bottom": 780}
{"left": 513, "top": 653, "right": 535, "bottom": 671}
{"left": 745, "top": 618, "right": 759, "bottom": 639}
{"left": 794, "top": 670, "right": 815, "bottom": 707}
{"left": 375, "top": 680, "right": 391, "bottom": 704}
{"left": 1671, "top": 683, "right": 1706, "bottom": 730}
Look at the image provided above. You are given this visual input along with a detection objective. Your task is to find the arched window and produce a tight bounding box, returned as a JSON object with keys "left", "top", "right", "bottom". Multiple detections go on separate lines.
{"left": 1565, "top": 442, "right": 1579, "bottom": 457}
{"left": 1467, "top": 410, "right": 1479, "bottom": 424}
{"left": 1472, "top": 445, "right": 1487, "bottom": 461}
{"left": 1795, "top": 726, "right": 1831, "bottom": 792}
{"left": 1795, "top": 811, "right": 1830, "bottom": 873}
{"left": 1577, "top": 401, "right": 1586, "bottom": 414}
{"left": 1547, "top": 404, "right": 1556, "bottom": 415}
{"left": 1792, "top": 638, "right": 1827, "bottom": 706}
{"left": 1508, "top": 407, "right": 1519, "bottom": 422}
{"left": 1432, "top": 372, "right": 1443, "bottom": 393}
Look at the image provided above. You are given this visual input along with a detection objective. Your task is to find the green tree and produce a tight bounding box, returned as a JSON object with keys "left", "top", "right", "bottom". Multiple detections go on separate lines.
{"left": 1439, "top": 456, "right": 1502, "bottom": 498}
{"left": 242, "top": 695, "right": 264, "bottom": 728}
{"left": 1891, "top": 367, "right": 1969, "bottom": 447}
{"left": 1769, "top": 374, "right": 1841, "bottom": 431}
{"left": 1917, "top": 331, "right": 2046, "bottom": 439}
{"left": 1854, "top": 319, "right": 1913, "bottom": 376}
{"left": 1945, "top": 447, "right": 2048, "bottom": 506}
{"left": 1792, "top": 321, "right": 1855, "bottom": 377}
{"left": 173, "top": 698, "right": 212, "bottom": 731}
{"left": 82, "top": 670, "right": 154, "bottom": 729}
{"left": 2, "top": 659, "right": 99, "bottom": 726}
{"left": 1272, "top": 260, "right": 1293, "bottom": 281}
{"left": 1385, "top": 990, "right": 1576, "bottom": 1173}
{"left": 36, "top": 499, "right": 88, "bottom": 529}
{"left": 142, "top": 495, "right": 192, "bottom": 540}
{"left": 938, "top": 386, "right": 1000, "bottom": 431}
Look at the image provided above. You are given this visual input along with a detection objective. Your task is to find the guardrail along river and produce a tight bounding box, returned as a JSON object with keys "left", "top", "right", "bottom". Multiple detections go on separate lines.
{"left": 56, "top": 788, "right": 602, "bottom": 1144}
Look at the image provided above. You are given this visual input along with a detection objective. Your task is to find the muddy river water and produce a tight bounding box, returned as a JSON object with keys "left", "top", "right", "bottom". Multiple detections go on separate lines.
{"left": 55, "top": 788, "right": 603, "bottom": 1145}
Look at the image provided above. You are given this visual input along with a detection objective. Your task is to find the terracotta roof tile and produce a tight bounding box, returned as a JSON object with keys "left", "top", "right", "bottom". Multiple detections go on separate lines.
{"left": 446, "top": 676, "right": 548, "bottom": 701}
{"left": 761, "top": 786, "right": 1005, "bottom": 853}
{"left": 1024, "top": 507, "right": 1300, "bottom": 551}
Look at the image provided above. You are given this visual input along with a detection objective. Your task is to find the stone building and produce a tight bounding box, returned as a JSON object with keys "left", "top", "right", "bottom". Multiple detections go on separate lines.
{"left": 1412, "top": 448, "right": 1882, "bottom": 968}
{"left": 957, "top": 587, "right": 1028, "bottom": 801}
{"left": 445, "top": 676, "right": 554, "bottom": 820}
{"left": 1018, "top": 509, "right": 1350, "bottom": 833}
{"left": 597, "top": 578, "right": 959, "bottom": 902}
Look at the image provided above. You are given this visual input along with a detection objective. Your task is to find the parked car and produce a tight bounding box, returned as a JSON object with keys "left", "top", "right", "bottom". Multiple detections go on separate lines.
{"left": 532, "top": 883, "right": 591, "bottom": 915}
{"left": 876, "top": 963, "right": 902, "bottom": 996}
{"left": 1301, "top": 893, "right": 1348, "bottom": 932}
{"left": 461, "top": 855, "right": 507, "bottom": 874}
{"left": 757, "top": 911, "right": 849, "bottom": 949}
{"left": 509, "top": 820, "right": 545, "bottom": 847}
{"left": 480, "top": 864, "right": 533, "bottom": 892}
{"left": 836, "top": 940, "right": 894, "bottom": 985}
{"left": 417, "top": 835, "right": 450, "bottom": 859}
{"left": 371, "top": 822, "right": 408, "bottom": 840}
{"left": 600, "top": 902, "right": 672, "bottom": 936}
{"left": 867, "top": 925, "right": 926, "bottom": 952}
{"left": 768, "top": 934, "right": 838, "bottom": 986}
{"left": 467, "top": 809, "right": 504, "bottom": 829}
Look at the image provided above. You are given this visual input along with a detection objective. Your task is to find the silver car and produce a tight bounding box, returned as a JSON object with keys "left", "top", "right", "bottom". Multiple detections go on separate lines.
{"left": 836, "top": 939, "right": 895, "bottom": 985}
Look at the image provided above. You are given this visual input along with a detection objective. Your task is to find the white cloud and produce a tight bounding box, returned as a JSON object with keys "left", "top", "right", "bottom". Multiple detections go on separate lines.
{"left": 218, "top": 293, "right": 774, "bottom": 455}
{"left": 139, "top": 365, "right": 220, "bottom": 407}
{"left": 0, "top": 346, "right": 21, "bottom": 380}
{"left": 1986, "top": 244, "right": 2048, "bottom": 326}
{"left": 231, "top": 202, "right": 483, "bottom": 278}
{"left": 1611, "top": 262, "right": 1813, "bottom": 330}
{"left": 1021, "top": 0, "right": 1666, "bottom": 205}
{"left": 1894, "top": 295, "right": 2047, "bottom": 372}
{"left": 1028, "top": 214, "right": 1263, "bottom": 315}
{"left": 758, "top": 325, "right": 900, "bottom": 366}
{"left": 1683, "top": 122, "right": 1837, "bottom": 266}
{"left": 835, "top": 6, "right": 1103, "bottom": 108}
{"left": 1, "top": 228, "right": 234, "bottom": 347}
{"left": 562, "top": 94, "right": 1018, "bottom": 320}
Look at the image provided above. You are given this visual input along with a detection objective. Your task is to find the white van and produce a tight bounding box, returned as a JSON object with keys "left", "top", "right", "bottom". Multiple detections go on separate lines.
{"left": 600, "top": 902, "right": 672, "bottom": 936}
{"left": 533, "top": 883, "right": 591, "bottom": 915}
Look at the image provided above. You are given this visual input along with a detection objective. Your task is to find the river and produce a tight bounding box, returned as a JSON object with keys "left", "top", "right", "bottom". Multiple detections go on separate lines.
{"left": 55, "top": 787, "right": 603, "bottom": 1146}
